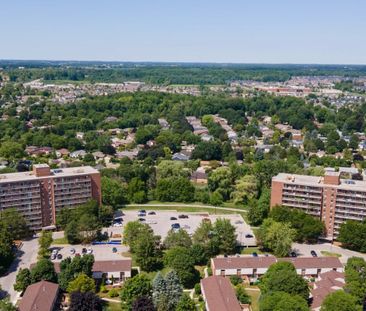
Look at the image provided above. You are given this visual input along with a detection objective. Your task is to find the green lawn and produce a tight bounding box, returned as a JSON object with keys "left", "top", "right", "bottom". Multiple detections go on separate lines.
{"left": 320, "top": 251, "right": 342, "bottom": 258}
{"left": 241, "top": 247, "right": 266, "bottom": 255}
{"left": 245, "top": 287, "right": 260, "bottom": 311}
{"left": 52, "top": 237, "right": 69, "bottom": 245}
{"left": 103, "top": 301, "right": 121, "bottom": 311}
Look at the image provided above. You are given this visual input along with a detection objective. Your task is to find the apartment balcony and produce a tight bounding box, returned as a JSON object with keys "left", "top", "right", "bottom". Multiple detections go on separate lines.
{"left": 283, "top": 186, "right": 322, "bottom": 194}
{"left": 282, "top": 191, "right": 322, "bottom": 200}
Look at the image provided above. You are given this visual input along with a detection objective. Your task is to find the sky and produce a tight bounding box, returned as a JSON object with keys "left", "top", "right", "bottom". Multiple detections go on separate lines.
{"left": 0, "top": 0, "right": 365, "bottom": 64}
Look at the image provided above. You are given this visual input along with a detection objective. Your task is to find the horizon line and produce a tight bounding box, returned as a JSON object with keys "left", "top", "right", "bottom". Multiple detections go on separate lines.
{"left": 1, "top": 58, "right": 366, "bottom": 67}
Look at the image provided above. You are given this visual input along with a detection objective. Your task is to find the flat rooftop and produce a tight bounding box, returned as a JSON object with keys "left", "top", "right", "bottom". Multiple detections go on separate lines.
{"left": 273, "top": 173, "right": 366, "bottom": 192}
{"left": 0, "top": 166, "right": 99, "bottom": 184}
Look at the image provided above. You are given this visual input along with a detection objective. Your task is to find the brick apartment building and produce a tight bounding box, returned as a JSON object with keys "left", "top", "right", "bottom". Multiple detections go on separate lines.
{"left": 271, "top": 172, "right": 366, "bottom": 239}
{"left": 0, "top": 164, "right": 101, "bottom": 231}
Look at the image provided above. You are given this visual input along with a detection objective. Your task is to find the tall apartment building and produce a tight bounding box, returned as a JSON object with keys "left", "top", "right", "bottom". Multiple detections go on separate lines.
{"left": 0, "top": 164, "right": 101, "bottom": 231}
{"left": 271, "top": 172, "right": 366, "bottom": 240}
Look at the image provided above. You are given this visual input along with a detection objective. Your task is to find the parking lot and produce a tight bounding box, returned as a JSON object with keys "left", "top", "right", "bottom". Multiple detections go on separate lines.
{"left": 114, "top": 210, "right": 256, "bottom": 247}
{"left": 50, "top": 243, "right": 129, "bottom": 263}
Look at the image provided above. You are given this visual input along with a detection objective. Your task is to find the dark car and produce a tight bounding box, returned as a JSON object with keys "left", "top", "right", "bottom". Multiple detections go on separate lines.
{"left": 245, "top": 234, "right": 254, "bottom": 238}
{"left": 139, "top": 210, "right": 146, "bottom": 214}
{"left": 82, "top": 248, "right": 87, "bottom": 254}
{"left": 112, "top": 247, "right": 117, "bottom": 253}
{"left": 178, "top": 214, "right": 188, "bottom": 219}
{"left": 75, "top": 253, "right": 81, "bottom": 257}
{"left": 148, "top": 211, "right": 156, "bottom": 215}
{"left": 252, "top": 252, "right": 258, "bottom": 257}
{"left": 171, "top": 223, "right": 180, "bottom": 229}
{"left": 170, "top": 217, "right": 177, "bottom": 221}
{"left": 57, "top": 254, "right": 63, "bottom": 260}
{"left": 290, "top": 251, "right": 297, "bottom": 258}
{"left": 311, "top": 250, "right": 317, "bottom": 257}
{"left": 138, "top": 218, "right": 146, "bottom": 222}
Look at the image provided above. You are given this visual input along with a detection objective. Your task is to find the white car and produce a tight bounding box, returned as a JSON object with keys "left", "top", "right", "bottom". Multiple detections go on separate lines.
{"left": 87, "top": 248, "right": 93, "bottom": 254}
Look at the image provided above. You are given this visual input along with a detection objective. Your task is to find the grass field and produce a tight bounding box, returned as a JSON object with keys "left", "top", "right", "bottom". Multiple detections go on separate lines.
{"left": 320, "top": 251, "right": 342, "bottom": 257}
{"left": 52, "top": 237, "right": 69, "bottom": 245}
{"left": 103, "top": 301, "right": 121, "bottom": 311}
{"left": 245, "top": 287, "right": 260, "bottom": 311}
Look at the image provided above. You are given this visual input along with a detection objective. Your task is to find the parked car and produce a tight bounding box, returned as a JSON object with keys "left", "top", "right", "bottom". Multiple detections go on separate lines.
{"left": 82, "top": 248, "right": 87, "bottom": 254}
{"left": 178, "top": 214, "right": 188, "bottom": 219}
{"left": 138, "top": 218, "right": 146, "bottom": 222}
{"left": 290, "top": 251, "right": 297, "bottom": 257}
{"left": 170, "top": 217, "right": 177, "bottom": 221}
{"left": 171, "top": 223, "right": 180, "bottom": 229}
{"left": 75, "top": 253, "right": 80, "bottom": 257}
{"left": 57, "top": 254, "right": 63, "bottom": 260}
{"left": 148, "top": 211, "right": 156, "bottom": 215}
{"left": 311, "top": 250, "right": 318, "bottom": 257}
{"left": 137, "top": 212, "right": 146, "bottom": 217}
{"left": 112, "top": 247, "right": 117, "bottom": 253}
{"left": 139, "top": 210, "right": 146, "bottom": 213}
{"left": 252, "top": 252, "right": 258, "bottom": 257}
{"left": 70, "top": 248, "right": 75, "bottom": 255}
{"left": 50, "top": 254, "right": 56, "bottom": 260}
{"left": 87, "top": 248, "right": 93, "bottom": 254}
{"left": 245, "top": 234, "right": 254, "bottom": 238}
{"left": 51, "top": 249, "right": 58, "bottom": 255}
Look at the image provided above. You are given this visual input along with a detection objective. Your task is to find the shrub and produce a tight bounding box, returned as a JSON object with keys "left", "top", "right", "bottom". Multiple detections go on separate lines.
{"left": 108, "top": 288, "right": 119, "bottom": 298}
{"left": 194, "top": 283, "right": 201, "bottom": 295}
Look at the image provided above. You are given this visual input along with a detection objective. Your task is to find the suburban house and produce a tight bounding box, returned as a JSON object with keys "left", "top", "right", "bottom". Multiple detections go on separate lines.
{"left": 201, "top": 276, "right": 242, "bottom": 311}
{"left": 211, "top": 256, "right": 277, "bottom": 281}
{"left": 211, "top": 256, "right": 343, "bottom": 281}
{"left": 172, "top": 152, "right": 190, "bottom": 161}
{"left": 310, "top": 270, "right": 345, "bottom": 311}
{"left": 190, "top": 168, "right": 208, "bottom": 184}
{"left": 92, "top": 260, "right": 132, "bottom": 283}
{"left": 279, "top": 257, "right": 344, "bottom": 276}
{"left": 18, "top": 280, "right": 59, "bottom": 311}
{"left": 51, "top": 259, "right": 132, "bottom": 284}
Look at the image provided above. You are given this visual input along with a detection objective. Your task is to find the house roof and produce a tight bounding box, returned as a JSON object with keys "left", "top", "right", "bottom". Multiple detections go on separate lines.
{"left": 311, "top": 271, "right": 345, "bottom": 310}
{"left": 18, "top": 280, "right": 59, "bottom": 311}
{"left": 279, "top": 257, "right": 343, "bottom": 269}
{"left": 201, "top": 276, "right": 242, "bottom": 311}
{"left": 212, "top": 256, "right": 277, "bottom": 270}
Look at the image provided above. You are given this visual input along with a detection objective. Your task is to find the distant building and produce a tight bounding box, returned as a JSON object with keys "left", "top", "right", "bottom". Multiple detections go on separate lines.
{"left": 271, "top": 172, "right": 366, "bottom": 239}
{"left": 172, "top": 153, "right": 190, "bottom": 161}
{"left": 0, "top": 164, "right": 101, "bottom": 230}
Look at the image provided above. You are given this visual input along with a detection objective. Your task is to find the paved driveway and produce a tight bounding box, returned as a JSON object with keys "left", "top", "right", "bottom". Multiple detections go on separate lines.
{"left": 293, "top": 242, "right": 366, "bottom": 264}
{"left": 0, "top": 237, "right": 39, "bottom": 303}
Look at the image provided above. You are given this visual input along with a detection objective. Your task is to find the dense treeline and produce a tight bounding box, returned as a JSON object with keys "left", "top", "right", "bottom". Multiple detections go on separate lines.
{"left": 4, "top": 62, "right": 366, "bottom": 84}
{"left": 1, "top": 91, "right": 365, "bottom": 148}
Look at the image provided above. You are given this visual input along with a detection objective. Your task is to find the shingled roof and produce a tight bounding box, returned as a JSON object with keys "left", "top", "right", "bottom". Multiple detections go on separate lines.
{"left": 18, "top": 280, "right": 59, "bottom": 311}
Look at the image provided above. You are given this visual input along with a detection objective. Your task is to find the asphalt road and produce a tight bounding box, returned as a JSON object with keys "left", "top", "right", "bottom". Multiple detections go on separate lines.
{"left": 0, "top": 237, "right": 39, "bottom": 303}
{"left": 293, "top": 242, "right": 366, "bottom": 263}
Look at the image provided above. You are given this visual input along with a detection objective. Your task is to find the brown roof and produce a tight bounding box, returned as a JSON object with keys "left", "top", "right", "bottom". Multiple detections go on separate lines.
{"left": 201, "top": 276, "right": 242, "bottom": 311}
{"left": 93, "top": 260, "right": 132, "bottom": 272}
{"left": 311, "top": 270, "right": 345, "bottom": 310}
{"left": 18, "top": 280, "right": 59, "bottom": 311}
{"left": 212, "top": 256, "right": 277, "bottom": 270}
{"left": 279, "top": 257, "right": 343, "bottom": 269}
{"left": 33, "top": 259, "right": 132, "bottom": 274}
